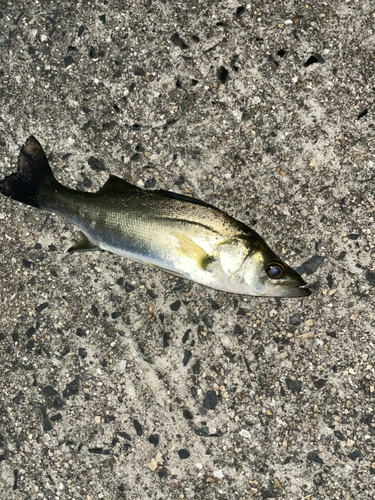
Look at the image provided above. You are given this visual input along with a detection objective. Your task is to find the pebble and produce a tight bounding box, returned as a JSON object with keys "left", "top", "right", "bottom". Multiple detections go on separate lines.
{"left": 183, "top": 349, "right": 192, "bottom": 366}
{"left": 195, "top": 427, "right": 209, "bottom": 437}
{"left": 170, "top": 300, "right": 181, "bottom": 311}
{"left": 149, "top": 458, "right": 157, "bottom": 471}
{"left": 239, "top": 429, "right": 251, "bottom": 439}
{"left": 183, "top": 409, "right": 193, "bottom": 420}
{"left": 217, "top": 66, "right": 229, "bottom": 84}
{"left": 286, "top": 378, "right": 301, "bottom": 392}
{"left": 202, "top": 315, "right": 214, "bottom": 328}
{"left": 125, "top": 282, "right": 135, "bottom": 293}
{"left": 170, "top": 33, "right": 189, "bottom": 50}
{"left": 348, "top": 450, "right": 361, "bottom": 461}
{"left": 203, "top": 390, "right": 218, "bottom": 410}
{"left": 295, "top": 255, "right": 324, "bottom": 276}
{"left": 87, "top": 156, "right": 105, "bottom": 172}
{"left": 334, "top": 430, "right": 345, "bottom": 441}
{"left": 133, "top": 419, "right": 143, "bottom": 436}
{"left": 366, "top": 271, "right": 375, "bottom": 285}
{"left": 35, "top": 302, "right": 48, "bottom": 313}
{"left": 213, "top": 470, "right": 224, "bottom": 479}
{"left": 64, "top": 56, "right": 74, "bottom": 67}
{"left": 289, "top": 314, "right": 301, "bottom": 326}
{"left": 63, "top": 377, "right": 79, "bottom": 398}
{"left": 178, "top": 449, "right": 190, "bottom": 459}
{"left": 149, "top": 434, "right": 159, "bottom": 446}
{"left": 78, "top": 348, "right": 87, "bottom": 359}
{"left": 313, "top": 379, "right": 326, "bottom": 389}
{"left": 307, "top": 452, "right": 324, "bottom": 464}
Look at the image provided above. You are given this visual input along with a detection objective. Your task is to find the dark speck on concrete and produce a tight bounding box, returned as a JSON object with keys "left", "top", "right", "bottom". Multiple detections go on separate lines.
{"left": 183, "top": 409, "right": 193, "bottom": 420}
{"left": 202, "top": 315, "right": 213, "bottom": 328}
{"left": 170, "top": 33, "right": 189, "bottom": 50}
{"left": 78, "top": 347, "right": 87, "bottom": 359}
{"left": 43, "top": 385, "right": 59, "bottom": 397}
{"left": 149, "top": 434, "right": 159, "bottom": 446}
{"left": 134, "top": 67, "right": 145, "bottom": 77}
{"left": 41, "top": 407, "right": 53, "bottom": 432}
{"left": 234, "top": 324, "right": 243, "bottom": 334}
{"left": 63, "top": 377, "right": 79, "bottom": 398}
{"left": 307, "top": 452, "right": 324, "bottom": 464}
{"left": 313, "top": 473, "right": 324, "bottom": 486}
{"left": 119, "top": 431, "right": 131, "bottom": 440}
{"left": 170, "top": 300, "right": 181, "bottom": 311}
{"left": 133, "top": 419, "right": 143, "bottom": 436}
{"left": 125, "top": 282, "right": 135, "bottom": 293}
{"left": 217, "top": 66, "right": 229, "bottom": 84}
{"left": 178, "top": 449, "right": 190, "bottom": 459}
{"left": 163, "top": 331, "right": 171, "bottom": 348}
{"left": 295, "top": 255, "right": 324, "bottom": 276}
{"left": 203, "top": 390, "right": 218, "bottom": 410}
{"left": 183, "top": 349, "right": 192, "bottom": 366}
{"left": 236, "top": 6, "right": 246, "bottom": 17}
{"left": 334, "top": 429, "right": 345, "bottom": 441}
{"left": 365, "top": 271, "right": 375, "bottom": 285}
{"left": 313, "top": 378, "right": 326, "bottom": 389}
{"left": 64, "top": 56, "right": 74, "bottom": 67}
{"left": 195, "top": 426, "right": 209, "bottom": 436}
{"left": 76, "top": 327, "right": 85, "bottom": 337}
{"left": 304, "top": 53, "right": 325, "bottom": 67}
{"left": 289, "top": 313, "right": 302, "bottom": 326}
{"left": 286, "top": 378, "right": 301, "bottom": 392}
{"left": 88, "top": 156, "right": 105, "bottom": 172}
{"left": 35, "top": 303, "right": 48, "bottom": 313}
{"left": 88, "top": 447, "right": 110, "bottom": 455}
{"left": 348, "top": 450, "right": 361, "bottom": 461}
{"left": 50, "top": 413, "right": 62, "bottom": 422}
{"left": 182, "top": 329, "right": 190, "bottom": 343}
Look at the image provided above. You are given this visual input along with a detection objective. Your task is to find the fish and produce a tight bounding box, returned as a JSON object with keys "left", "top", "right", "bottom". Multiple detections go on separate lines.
{"left": 0, "top": 136, "right": 310, "bottom": 297}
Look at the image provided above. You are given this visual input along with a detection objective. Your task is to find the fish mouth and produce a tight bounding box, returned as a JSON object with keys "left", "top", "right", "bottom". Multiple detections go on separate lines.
{"left": 279, "top": 285, "right": 311, "bottom": 298}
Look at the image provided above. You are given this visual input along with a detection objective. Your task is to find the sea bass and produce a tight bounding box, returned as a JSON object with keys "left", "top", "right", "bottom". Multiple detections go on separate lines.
{"left": 0, "top": 137, "right": 310, "bottom": 297}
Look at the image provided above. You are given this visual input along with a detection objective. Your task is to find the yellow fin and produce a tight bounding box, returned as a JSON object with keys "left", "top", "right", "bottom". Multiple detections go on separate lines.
{"left": 67, "top": 232, "right": 100, "bottom": 253}
{"left": 171, "top": 231, "right": 214, "bottom": 270}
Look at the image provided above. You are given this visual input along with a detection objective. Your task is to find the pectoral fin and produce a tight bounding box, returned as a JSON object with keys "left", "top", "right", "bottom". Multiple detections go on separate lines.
{"left": 171, "top": 231, "right": 214, "bottom": 270}
{"left": 67, "top": 232, "right": 100, "bottom": 253}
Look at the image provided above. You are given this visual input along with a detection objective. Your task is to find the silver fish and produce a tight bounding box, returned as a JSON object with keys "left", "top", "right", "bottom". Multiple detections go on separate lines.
{"left": 0, "top": 137, "right": 310, "bottom": 297}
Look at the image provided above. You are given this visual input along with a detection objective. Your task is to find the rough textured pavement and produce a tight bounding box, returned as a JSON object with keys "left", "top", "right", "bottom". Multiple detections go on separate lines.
{"left": 0, "top": 1, "right": 374, "bottom": 499}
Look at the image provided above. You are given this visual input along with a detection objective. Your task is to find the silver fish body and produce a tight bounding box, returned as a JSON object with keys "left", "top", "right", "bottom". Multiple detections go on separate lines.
{"left": 0, "top": 137, "right": 310, "bottom": 297}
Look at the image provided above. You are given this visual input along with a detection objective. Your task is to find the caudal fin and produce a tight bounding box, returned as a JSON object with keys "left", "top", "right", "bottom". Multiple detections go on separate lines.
{"left": 0, "top": 136, "right": 59, "bottom": 208}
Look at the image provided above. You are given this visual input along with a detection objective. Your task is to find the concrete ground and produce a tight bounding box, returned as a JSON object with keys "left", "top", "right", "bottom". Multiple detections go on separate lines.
{"left": 0, "top": 1, "right": 374, "bottom": 499}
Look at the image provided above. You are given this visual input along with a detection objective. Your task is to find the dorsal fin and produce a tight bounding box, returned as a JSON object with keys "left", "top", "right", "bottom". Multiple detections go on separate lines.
{"left": 155, "top": 189, "right": 218, "bottom": 210}
{"left": 98, "top": 174, "right": 143, "bottom": 193}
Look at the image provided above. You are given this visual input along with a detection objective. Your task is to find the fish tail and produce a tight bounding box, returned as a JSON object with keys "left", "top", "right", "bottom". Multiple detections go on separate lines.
{"left": 0, "top": 136, "right": 60, "bottom": 208}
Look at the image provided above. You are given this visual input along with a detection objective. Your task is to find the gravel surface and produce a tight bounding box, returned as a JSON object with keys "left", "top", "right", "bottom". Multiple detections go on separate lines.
{"left": 0, "top": 1, "right": 374, "bottom": 499}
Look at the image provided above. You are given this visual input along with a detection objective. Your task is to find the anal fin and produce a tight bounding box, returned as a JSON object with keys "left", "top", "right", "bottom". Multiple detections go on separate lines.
{"left": 67, "top": 232, "right": 100, "bottom": 253}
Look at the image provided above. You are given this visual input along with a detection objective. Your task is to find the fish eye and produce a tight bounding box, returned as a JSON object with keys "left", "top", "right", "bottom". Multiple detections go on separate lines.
{"left": 266, "top": 261, "right": 285, "bottom": 279}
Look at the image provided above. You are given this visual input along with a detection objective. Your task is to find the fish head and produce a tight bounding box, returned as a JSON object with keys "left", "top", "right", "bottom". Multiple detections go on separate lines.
{"left": 217, "top": 234, "right": 311, "bottom": 297}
